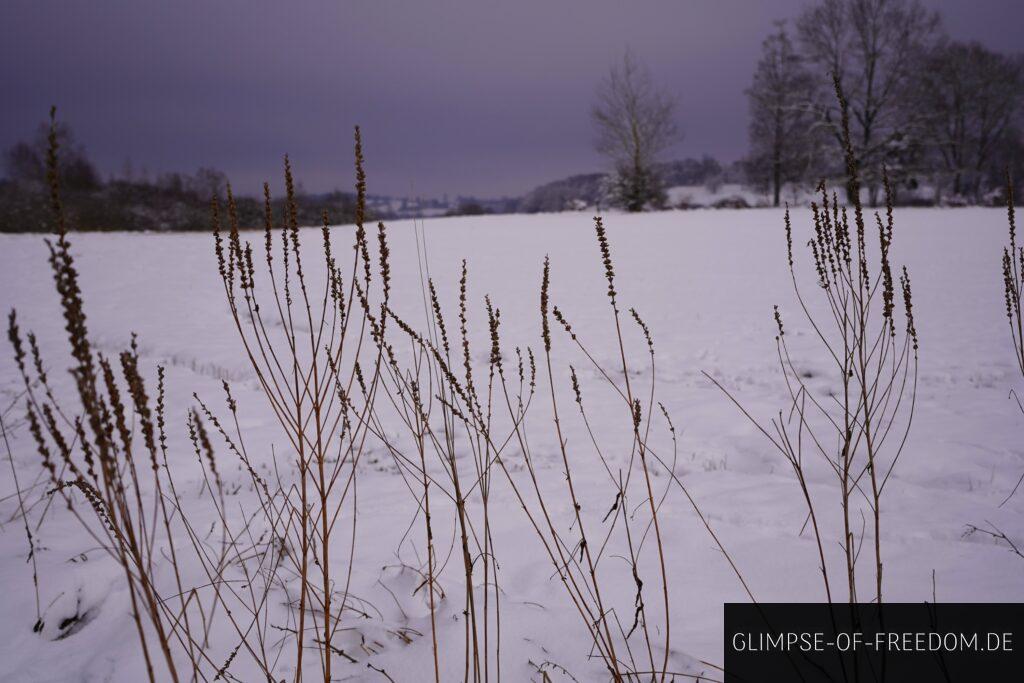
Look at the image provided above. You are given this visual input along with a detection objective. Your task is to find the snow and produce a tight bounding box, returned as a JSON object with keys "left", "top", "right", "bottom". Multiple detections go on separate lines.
{"left": 665, "top": 183, "right": 771, "bottom": 207}
{"left": 664, "top": 182, "right": 946, "bottom": 208}
{"left": 1, "top": 207, "right": 1022, "bottom": 681}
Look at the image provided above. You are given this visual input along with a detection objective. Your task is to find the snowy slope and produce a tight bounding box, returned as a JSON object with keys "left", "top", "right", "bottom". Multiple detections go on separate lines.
{"left": 1, "top": 207, "right": 1022, "bottom": 681}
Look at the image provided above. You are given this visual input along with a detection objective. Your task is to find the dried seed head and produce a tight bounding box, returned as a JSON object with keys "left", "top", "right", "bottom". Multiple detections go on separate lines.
{"left": 355, "top": 219, "right": 372, "bottom": 288}
{"left": 876, "top": 207, "right": 895, "bottom": 335}
{"left": 658, "top": 402, "right": 676, "bottom": 435}
{"left": 279, "top": 182, "right": 292, "bottom": 305}
{"left": 354, "top": 361, "right": 367, "bottom": 398}
{"left": 1003, "top": 248, "right": 1016, "bottom": 320}
{"left": 900, "top": 266, "right": 918, "bottom": 352}
{"left": 28, "top": 332, "right": 47, "bottom": 387}
{"left": 40, "top": 403, "right": 73, "bottom": 475}
{"left": 516, "top": 346, "right": 524, "bottom": 385}
{"left": 222, "top": 380, "right": 237, "bottom": 414}
{"left": 73, "top": 417, "right": 96, "bottom": 483}
{"left": 282, "top": 157, "right": 306, "bottom": 291}
{"left": 485, "top": 295, "right": 502, "bottom": 374}
{"left": 354, "top": 126, "right": 367, "bottom": 231}
{"left": 215, "top": 642, "right": 241, "bottom": 681}
{"left": 569, "top": 365, "right": 582, "bottom": 405}
{"left": 784, "top": 205, "right": 794, "bottom": 270}
{"left": 7, "top": 310, "right": 26, "bottom": 376}
{"left": 387, "top": 307, "right": 423, "bottom": 346}
{"left": 119, "top": 346, "right": 157, "bottom": 469}
{"left": 1007, "top": 170, "right": 1017, "bottom": 254}
{"left": 46, "top": 107, "right": 66, "bottom": 237}
{"left": 552, "top": 305, "right": 574, "bottom": 340}
{"left": 243, "top": 242, "right": 256, "bottom": 302}
{"left": 156, "top": 366, "right": 169, "bottom": 461}
{"left": 811, "top": 187, "right": 839, "bottom": 284}
{"left": 378, "top": 221, "right": 391, "bottom": 304}
{"left": 212, "top": 197, "right": 226, "bottom": 283}
{"left": 594, "top": 216, "right": 617, "bottom": 303}
{"left": 352, "top": 128, "right": 373, "bottom": 288}
{"left": 882, "top": 166, "right": 895, "bottom": 245}
{"left": 226, "top": 183, "right": 243, "bottom": 290}
{"left": 629, "top": 308, "right": 653, "bottom": 353}
{"left": 428, "top": 279, "right": 451, "bottom": 356}
{"left": 26, "top": 402, "right": 57, "bottom": 483}
{"left": 52, "top": 479, "right": 119, "bottom": 539}
{"left": 321, "top": 208, "right": 334, "bottom": 270}
{"left": 457, "top": 261, "right": 476, "bottom": 398}
{"left": 189, "top": 409, "right": 221, "bottom": 493}
{"left": 809, "top": 237, "right": 827, "bottom": 289}
{"left": 541, "top": 256, "right": 552, "bottom": 352}
{"left": 263, "top": 182, "right": 274, "bottom": 268}
{"left": 99, "top": 355, "right": 132, "bottom": 455}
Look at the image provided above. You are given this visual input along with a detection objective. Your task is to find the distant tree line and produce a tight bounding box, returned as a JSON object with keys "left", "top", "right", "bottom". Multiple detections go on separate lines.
{"left": 745, "top": 0, "right": 1024, "bottom": 207}
{"left": 0, "top": 121, "right": 360, "bottom": 232}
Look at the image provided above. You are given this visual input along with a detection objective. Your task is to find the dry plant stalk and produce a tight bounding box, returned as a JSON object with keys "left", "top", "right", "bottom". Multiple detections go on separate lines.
{"left": 208, "top": 126, "right": 389, "bottom": 681}
{"left": 369, "top": 211, "right": 750, "bottom": 681}
{"left": 1001, "top": 174, "right": 1023, "bottom": 378}
{"left": 6, "top": 108, "right": 230, "bottom": 683}
{"left": 6, "top": 111, "right": 391, "bottom": 683}
{"left": 10, "top": 111, "right": 755, "bottom": 683}
{"left": 707, "top": 75, "right": 919, "bottom": 606}
{"left": 999, "top": 173, "right": 1024, "bottom": 505}
{"left": 365, "top": 259, "right": 508, "bottom": 683}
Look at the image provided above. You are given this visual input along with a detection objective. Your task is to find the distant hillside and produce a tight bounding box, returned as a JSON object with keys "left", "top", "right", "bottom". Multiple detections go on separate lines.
{"left": 1, "top": 120, "right": 756, "bottom": 229}
{"left": 658, "top": 156, "right": 745, "bottom": 186}
{"left": 2, "top": 115, "right": 750, "bottom": 227}
{"left": 516, "top": 157, "right": 746, "bottom": 213}
{"left": 518, "top": 173, "right": 607, "bottom": 213}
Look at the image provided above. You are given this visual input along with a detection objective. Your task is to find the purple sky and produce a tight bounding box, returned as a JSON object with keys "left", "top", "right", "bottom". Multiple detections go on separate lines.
{"left": 2, "top": 0, "right": 1020, "bottom": 198}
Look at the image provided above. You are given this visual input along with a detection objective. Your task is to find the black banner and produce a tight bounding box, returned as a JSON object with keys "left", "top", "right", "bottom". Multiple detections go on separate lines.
{"left": 724, "top": 603, "right": 1023, "bottom": 682}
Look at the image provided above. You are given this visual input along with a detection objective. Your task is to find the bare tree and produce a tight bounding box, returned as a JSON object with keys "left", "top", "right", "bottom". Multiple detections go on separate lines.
{"left": 910, "top": 42, "right": 1024, "bottom": 202}
{"left": 3, "top": 119, "right": 100, "bottom": 191}
{"left": 188, "top": 166, "right": 228, "bottom": 199}
{"left": 988, "top": 127, "right": 1024, "bottom": 200}
{"left": 592, "top": 50, "right": 677, "bottom": 212}
{"left": 746, "top": 22, "right": 822, "bottom": 207}
{"left": 797, "top": 0, "right": 940, "bottom": 203}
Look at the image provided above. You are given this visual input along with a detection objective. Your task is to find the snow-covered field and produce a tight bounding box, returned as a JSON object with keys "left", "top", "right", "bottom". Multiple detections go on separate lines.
{"left": 1, "top": 207, "right": 1022, "bottom": 681}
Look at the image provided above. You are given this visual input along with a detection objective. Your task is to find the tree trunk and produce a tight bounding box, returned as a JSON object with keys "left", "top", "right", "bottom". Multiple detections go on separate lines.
{"left": 772, "top": 158, "right": 781, "bottom": 207}
{"left": 868, "top": 183, "right": 880, "bottom": 208}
